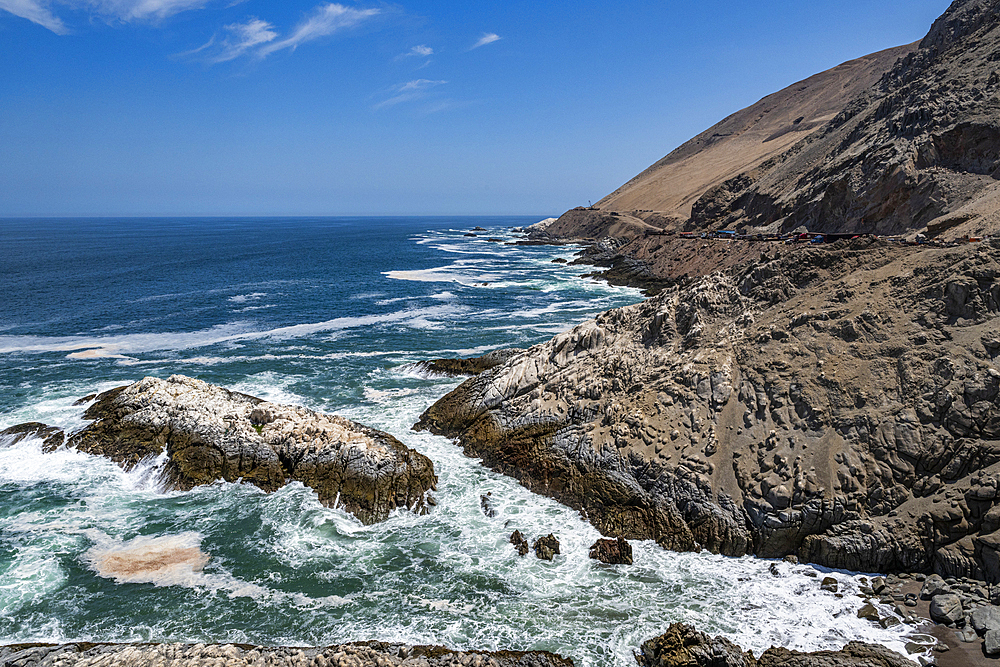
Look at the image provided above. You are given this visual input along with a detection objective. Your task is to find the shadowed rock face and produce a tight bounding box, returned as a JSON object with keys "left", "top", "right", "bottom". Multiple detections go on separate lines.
{"left": 637, "top": 624, "right": 915, "bottom": 667}
{"left": 3, "top": 375, "right": 437, "bottom": 525}
{"left": 417, "top": 240, "right": 1000, "bottom": 579}
{"left": 0, "top": 642, "right": 575, "bottom": 667}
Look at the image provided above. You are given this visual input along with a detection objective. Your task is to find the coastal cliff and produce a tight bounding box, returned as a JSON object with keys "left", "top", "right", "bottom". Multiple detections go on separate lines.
{"left": 417, "top": 239, "right": 1000, "bottom": 578}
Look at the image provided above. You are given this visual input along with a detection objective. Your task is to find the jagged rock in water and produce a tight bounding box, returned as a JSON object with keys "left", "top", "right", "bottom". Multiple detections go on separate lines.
{"left": 533, "top": 534, "right": 560, "bottom": 561}
{"left": 0, "top": 642, "right": 575, "bottom": 667}
{"left": 481, "top": 492, "right": 497, "bottom": 517}
{"left": 509, "top": 530, "right": 530, "bottom": 556}
{"left": 0, "top": 422, "right": 64, "bottom": 450}
{"left": 17, "top": 375, "right": 437, "bottom": 524}
{"left": 588, "top": 537, "right": 633, "bottom": 565}
{"left": 416, "top": 349, "right": 525, "bottom": 377}
{"left": 637, "top": 623, "right": 915, "bottom": 667}
{"left": 416, "top": 241, "right": 1000, "bottom": 578}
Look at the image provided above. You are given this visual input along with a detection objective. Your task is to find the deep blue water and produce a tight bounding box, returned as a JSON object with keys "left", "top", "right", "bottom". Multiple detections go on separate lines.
{"left": 0, "top": 217, "right": 921, "bottom": 665}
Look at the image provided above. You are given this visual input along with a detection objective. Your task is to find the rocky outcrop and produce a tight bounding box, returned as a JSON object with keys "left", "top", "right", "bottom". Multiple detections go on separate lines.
{"left": 588, "top": 537, "right": 633, "bottom": 565}
{"left": 0, "top": 642, "right": 574, "bottom": 667}
{"left": 416, "top": 349, "right": 526, "bottom": 377}
{"left": 7, "top": 375, "right": 436, "bottom": 524}
{"left": 636, "top": 624, "right": 915, "bottom": 667}
{"left": 417, "top": 240, "right": 1000, "bottom": 578}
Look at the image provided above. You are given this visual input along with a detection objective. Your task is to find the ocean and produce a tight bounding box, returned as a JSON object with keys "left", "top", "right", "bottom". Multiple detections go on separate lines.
{"left": 0, "top": 217, "right": 923, "bottom": 665}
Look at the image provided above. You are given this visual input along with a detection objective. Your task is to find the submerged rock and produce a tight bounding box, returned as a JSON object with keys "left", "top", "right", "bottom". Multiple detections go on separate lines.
{"left": 15, "top": 375, "right": 437, "bottom": 524}
{"left": 589, "top": 537, "right": 633, "bottom": 565}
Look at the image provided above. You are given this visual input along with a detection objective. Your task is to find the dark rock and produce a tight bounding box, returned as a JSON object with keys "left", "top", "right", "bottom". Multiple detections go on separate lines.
{"left": 533, "top": 534, "right": 560, "bottom": 561}
{"left": 72, "top": 393, "right": 97, "bottom": 406}
{"left": 480, "top": 492, "right": 497, "bottom": 518}
{"left": 930, "top": 593, "right": 964, "bottom": 625}
{"left": 637, "top": 623, "right": 917, "bottom": 667}
{"left": 589, "top": 537, "right": 633, "bottom": 565}
{"left": 416, "top": 349, "right": 525, "bottom": 377}
{"left": 0, "top": 422, "right": 64, "bottom": 450}
{"left": 820, "top": 577, "right": 839, "bottom": 593}
{"left": 857, "top": 603, "right": 880, "bottom": 621}
{"left": 871, "top": 576, "right": 886, "bottom": 594}
{"left": 509, "top": 530, "right": 529, "bottom": 556}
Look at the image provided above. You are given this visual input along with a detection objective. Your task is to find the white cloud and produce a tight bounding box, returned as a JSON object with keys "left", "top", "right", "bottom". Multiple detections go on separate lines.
{"left": 374, "top": 78, "right": 447, "bottom": 109}
{"left": 258, "top": 3, "right": 378, "bottom": 57}
{"left": 0, "top": 0, "right": 68, "bottom": 33}
{"left": 81, "top": 0, "right": 211, "bottom": 22}
{"left": 403, "top": 44, "right": 432, "bottom": 57}
{"left": 471, "top": 32, "right": 500, "bottom": 49}
{"left": 208, "top": 17, "right": 276, "bottom": 62}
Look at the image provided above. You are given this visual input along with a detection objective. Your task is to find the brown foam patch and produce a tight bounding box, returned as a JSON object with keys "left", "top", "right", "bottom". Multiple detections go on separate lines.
{"left": 87, "top": 532, "right": 210, "bottom": 586}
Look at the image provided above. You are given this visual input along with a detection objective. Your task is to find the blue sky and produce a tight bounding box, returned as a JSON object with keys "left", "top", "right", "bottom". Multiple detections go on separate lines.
{"left": 1, "top": 0, "right": 950, "bottom": 217}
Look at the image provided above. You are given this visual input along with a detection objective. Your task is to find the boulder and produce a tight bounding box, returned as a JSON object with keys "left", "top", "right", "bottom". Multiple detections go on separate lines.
{"left": 533, "top": 534, "right": 560, "bottom": 561}
{"left": 589, "top": 537, "right": 633, "bottom": 565}
{"left": 987, "top": 629, "right": 1000, "bottom": 657}
{"left": 920, "top": 574, "right": 949, "bottom": 600}
{"left": 820, "top": 577, "right": 839, "bottom": 593}
{"left": 929, "top": 593, "right": 964, "bottom": 625}
{"left": 970, "top": 604, "right": 1000, "bottom": 635}
{"left": 21, "top": 375, "right": 437, "bottom": 525}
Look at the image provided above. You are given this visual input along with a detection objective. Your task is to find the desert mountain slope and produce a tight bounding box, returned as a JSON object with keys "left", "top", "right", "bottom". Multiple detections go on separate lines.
{"left": 549, "top": 0, "right": 1000, "bottom": 242}
{"left": 596, "top": 43, "right": 918, "bottom": 222}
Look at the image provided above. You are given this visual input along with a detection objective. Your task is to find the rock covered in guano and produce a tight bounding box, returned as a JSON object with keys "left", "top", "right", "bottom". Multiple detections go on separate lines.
{"left": 5, "top": 375, "right": 437, "bottom": 524}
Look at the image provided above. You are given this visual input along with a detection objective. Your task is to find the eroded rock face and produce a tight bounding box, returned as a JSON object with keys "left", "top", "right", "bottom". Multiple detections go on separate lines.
{"left": 18, "top": 375, "right": 437, "bottom": 524}
{"left": 0, "top": 642, "right": 574, "bottom": 667}
{"left": 636, "top": 624, "right": 915, "bottom": 667}
{"left": 416, "top": 241, "right": 1000, "bottom": 578}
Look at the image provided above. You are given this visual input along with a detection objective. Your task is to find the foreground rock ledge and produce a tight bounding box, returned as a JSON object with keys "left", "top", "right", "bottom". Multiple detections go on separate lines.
{"left": 637, "top": 624, "right": 915, "bottom": 667}
{"left": 416, "top": 241, "right": 1000, "bottom": 578}
{"left": 0, "top": 642, "right": 573, "bottom": 667}
{"left": 1, "top": 375, "right": 436, "bottom": 524}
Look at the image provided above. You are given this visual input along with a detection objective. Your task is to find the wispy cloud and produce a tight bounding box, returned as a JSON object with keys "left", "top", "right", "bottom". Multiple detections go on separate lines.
{"left": 375, "top": 78, "right": 447, "bottom": 109}
{"left": 258, "top": 3, "right": 378, "bottom": 57}
{"left": 89, "top": 0, "right": 212, "bottom": 21}
{"left": 471, "top": 32, "right": 500, "bottom": 49}
{"left": 0, "top": 0, "right": 68, "bottom": 33}
{"left": 207, "top": 17, "right": 276, "bottom": 62}
{"left": 0, "top": 0, "right": 213, "bottom": 32}
{"left": 399, "top": 44, "right": 432, "bottom": 58}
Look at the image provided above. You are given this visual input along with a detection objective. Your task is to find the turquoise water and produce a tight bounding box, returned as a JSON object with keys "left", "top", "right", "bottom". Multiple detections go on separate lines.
{"left": 0, "top": 217, "right": 918, "bottom": 665}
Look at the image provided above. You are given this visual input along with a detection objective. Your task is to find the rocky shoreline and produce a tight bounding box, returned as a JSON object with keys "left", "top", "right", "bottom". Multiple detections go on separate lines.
{"left": 0, "top": 642, "right": 573, "bottom": 667}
